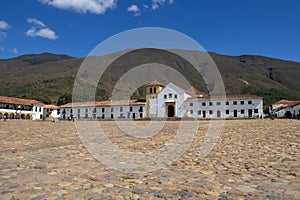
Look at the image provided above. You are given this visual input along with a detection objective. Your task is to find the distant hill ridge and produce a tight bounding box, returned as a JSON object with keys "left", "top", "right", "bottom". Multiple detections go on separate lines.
{"left": 0, "top": 49, "right": 299, "bottom": 111}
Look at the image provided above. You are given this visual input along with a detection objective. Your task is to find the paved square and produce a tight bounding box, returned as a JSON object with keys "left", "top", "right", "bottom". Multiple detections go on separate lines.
{"left": 0, "top": 119, "right": 299, "bottom": 199}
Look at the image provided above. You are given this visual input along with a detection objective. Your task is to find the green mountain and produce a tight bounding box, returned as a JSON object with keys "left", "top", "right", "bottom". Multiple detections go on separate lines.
{"left": 0, "top": 49, "right": 299, "bottom": 111}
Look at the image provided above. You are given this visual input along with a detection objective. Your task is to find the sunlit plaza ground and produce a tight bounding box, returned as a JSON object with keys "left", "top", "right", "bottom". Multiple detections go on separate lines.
{"left": 0, "top": 119, "right": 299, "bottom": 199}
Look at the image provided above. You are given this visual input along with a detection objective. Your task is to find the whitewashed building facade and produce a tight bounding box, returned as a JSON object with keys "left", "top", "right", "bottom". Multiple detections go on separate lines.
{"left": 0, "top": 96, "right": 44, "bottom": 120}
{"left": 270, "top": 99, "right": 300, "bottom": 118}
{"left": 183, "top": 96, "right": 263, "bottom": 118}
{"left": 43, "top": 105, "right": 61, "bottom": 119}
{"left": 60, "top": 100, "right": 146, "bottom": 120}
{"left": 146, "top": 81, "right": 264, "bottom": 119}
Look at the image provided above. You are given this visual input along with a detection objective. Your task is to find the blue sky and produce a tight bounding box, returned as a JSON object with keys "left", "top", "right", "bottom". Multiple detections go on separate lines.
{"left": 0, "top": 0, "right": 299, "bottom": 62}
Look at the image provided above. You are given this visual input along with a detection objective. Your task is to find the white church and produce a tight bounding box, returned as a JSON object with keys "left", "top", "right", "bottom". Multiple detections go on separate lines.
{"left": 145, "top": 80, "right": 263, "bottom": 119}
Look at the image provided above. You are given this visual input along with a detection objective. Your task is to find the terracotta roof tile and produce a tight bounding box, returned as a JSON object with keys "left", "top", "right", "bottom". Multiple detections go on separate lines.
{"left": 185, "top": 94, "right": 263, "bottom": 102}
{"left": 60, "top": 100, "right": 146, "bottom": 108}
{"left": 274, "top": 99, "right": 294, "bottom": 105}
{"left": 185, "top": 87, "right": 208, "bottom": 97}
{"left": 0, "top": 96, "right": 44, "bottom": 106}
{"left": 44, "top": 104, "right": 59, "bottom": 109}
{"left": 146, "top": 80, "right": 164, "bottom": 87}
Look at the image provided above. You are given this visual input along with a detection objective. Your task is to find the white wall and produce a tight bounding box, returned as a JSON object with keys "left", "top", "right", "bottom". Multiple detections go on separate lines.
{"left": 44, "top": 108, "right": 61, "bottom": 118}
{"left": 33, "top": 104, "right": 44, "bottom": 120}
{"left": 156, "top": 83, "right": 190, "bottom": 118}
{"left": 274, "top": 104, "right": 300, "bottom": 118}
{"left": 183, "top": 98, "right": 263, "bottom": 119}
{"left": 61, "top": 105, "right": 146, "bottom": 120}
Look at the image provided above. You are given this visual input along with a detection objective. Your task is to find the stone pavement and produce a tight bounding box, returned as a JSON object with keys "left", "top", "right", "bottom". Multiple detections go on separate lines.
{"left": 0, "top": 119, "right": 299, "bottom": 199}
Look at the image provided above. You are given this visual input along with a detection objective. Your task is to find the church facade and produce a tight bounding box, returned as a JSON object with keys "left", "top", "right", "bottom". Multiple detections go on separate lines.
{"left": 145, "top": 80, "right": 263, "bottom": 119}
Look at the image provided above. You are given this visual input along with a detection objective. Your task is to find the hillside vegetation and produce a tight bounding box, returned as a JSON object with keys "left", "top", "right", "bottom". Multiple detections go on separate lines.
{"left": 0, "top": 50, "right": 299, "bottom": 111}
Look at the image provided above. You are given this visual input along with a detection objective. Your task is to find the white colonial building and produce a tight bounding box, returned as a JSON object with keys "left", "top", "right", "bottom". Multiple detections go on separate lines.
{"left": 146, "top": 81, "right": 264, "bottom": 119}
{"left": 60, "top": 100, "right": 146, "bottom": 120}
{"left": 43, "top": 105, "right": 61, "bottom": 119}
{"left": 0, "top": 96, "right": 44, "bottom": 120}
{"left": 270, "top": 99, "right": 300, "bottom": 118}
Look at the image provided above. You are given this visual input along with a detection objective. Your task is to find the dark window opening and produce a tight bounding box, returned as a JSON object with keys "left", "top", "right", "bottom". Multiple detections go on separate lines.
{"left": 139, "top": 106, "right": 143, "bottom": 112}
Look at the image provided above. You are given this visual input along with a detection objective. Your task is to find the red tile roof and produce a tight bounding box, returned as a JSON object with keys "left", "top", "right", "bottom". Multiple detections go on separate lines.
{"left": 0, "top": 96, "right": 44, "bottom": 106}
{"left": 146, "top": 80, "right": 164, "bottom": 87}
{"left": 60, "top": 100, "right": 146, "bottom": 108}
{"left": 44, "top": 104, "right": 59, "bottom": 109}
{"left": 273, "top": 100, "right": 300, "bottom": 111}
{"left": 185, "top": 94, "right": 263, "bottom": 102}
{"left": 185, "top": 87, "right": 208, "bottom": 98}
{"left": 274, "top": 99, "right": 294, "bottom": 105}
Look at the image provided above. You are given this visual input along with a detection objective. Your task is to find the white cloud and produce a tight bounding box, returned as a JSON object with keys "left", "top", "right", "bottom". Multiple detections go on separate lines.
{"left": 0, "top": 20, "right": 10, "bottom": 30}
{"left": 152, "top": 0, "right": 174, "bottom": 10}
{"left": 27, "top": 18, "right": 46, "bottom": 27}
{"left": 0, "top": 20, "right": 10, "bottom": 41}
{"left": 26, "top": 18, "right": 58, "bottom": 40}
{"left": 12, "top": 48, "right": 18, "bottom": 54}
{"left": 127, "top": 4, "right": 140, "bottom": 16}
{"left": 39, "top": 0, "right": 117, "bottom": 14}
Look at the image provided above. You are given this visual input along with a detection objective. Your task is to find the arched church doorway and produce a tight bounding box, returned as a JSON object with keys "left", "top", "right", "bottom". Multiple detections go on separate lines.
{"left": 168, "top": 105, "right": 175, "bottom": 117}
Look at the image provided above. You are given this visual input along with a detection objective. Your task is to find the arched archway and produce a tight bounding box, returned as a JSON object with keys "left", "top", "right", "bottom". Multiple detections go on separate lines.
{"left": 167, "top": 105, "right": 175, "bottom": 117}
{"left": 15, "top": 113, "right": 20, "bottom": 119}
{"left": 9, "top": 113, "right": 14, "bottom": 119}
